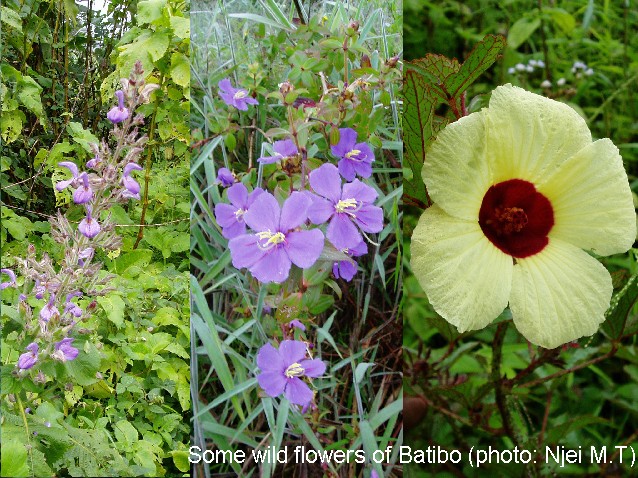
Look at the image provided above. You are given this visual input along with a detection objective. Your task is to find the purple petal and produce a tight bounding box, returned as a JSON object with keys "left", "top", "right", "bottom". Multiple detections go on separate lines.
{"left": 307, "top": 196, "right": 334, "bottom": 225}
{"left": 279, "top": 340, "right": 308, "bottom": 365}
{"left": 309, "top": 163, "right": 342, "bottom": 203}
{"left": 273, "top": 139, "right": 298, "bottom": 157}
{"left": 300, "top": 358, "right": 326, "bottom": 378}
{"left": 18, "top": 351, "right": 37, "bottom": 370}
{"left": 107, "top": 106, "right": 130, "bottom": 123}
{"left": 58, "top": 161, "right": 79, "bottom": 177}
{"left": 229, "top": 234, "right": 265, "bottom": 268}
{"left": 78, "top": 216, "right": 100, "bottom": 238}
{"left": 350, "top": 240, "right": 368, "bottom": 257}
{"left": 342, "top": 179, "right": 378, "bottom": 204}
{"left": 280, "top": 192, "right": 311, "bottom": 231}
{"left": 217, "top": 168, "right": 234, "bottom": 187}
{"left": 354, "top": 142, "right": 374, "bottom": 162}
{"left": 327, "top": 214, "right": 362, "bottom": 250}
{"left": 243, "top": 192, "right": 281, "bottom": 233}
{"left": 26, "top": 342, "right": 39, "bottom": 354}
{"left": 289, "top": 320, "right": 306, "bottom": 331}
{"left": 73, "top": 186, "right": 93, "bottom": 204}
{"left": 285, "top": 230, "right": 324, "bottom": 268}
{"left": 55, "top": 178, "right": 75, "bottom": 191}
{"left": 258, "top": 371, "right": 287, "bottom": 397}
{"left": 122, "top": 175, "right": 140, "bottom": 195}
{"left": 215, "top": 203, "right": 240, "bottom": 228}
{"left": 337, "top": 158, "right": 357, "bottom": 181}
{"left": 284, "top": 378, "right": 314, "bottom": 406}
{"left": 258, "top": 154, "right": 282, "bottom": 165}
{"left": 331, "top": 128, "right": 358, "bottom": 158}
{"left": 124, "top": 162, "right": 143, "bottom": 176}
{"left": 249, "top": 248, "right": 291, "bottom": 283}
{"left": 257, "top": 343, "right": 285, "bottom": 372}
{"left": 226, "top": 183, "right": 249, "bottom": 208}
{"left": 354, "top": 205, "right": 384, "bottom": 233}
{"left": 247, "top": 188, "right": 264, "bottom": 206}
{"left": 218, "top": 78, "right": 234, "bottom": 94}
{"left": 353, "top": 160, "right": 373, "bottom": 179}
{"left": 335, "top": 260, "right": 358, "bottom": 281}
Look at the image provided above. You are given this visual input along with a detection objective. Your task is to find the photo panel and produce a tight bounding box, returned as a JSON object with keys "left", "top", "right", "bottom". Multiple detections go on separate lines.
{"left": 190, "top": 1, "right": 402, "bottom": 476}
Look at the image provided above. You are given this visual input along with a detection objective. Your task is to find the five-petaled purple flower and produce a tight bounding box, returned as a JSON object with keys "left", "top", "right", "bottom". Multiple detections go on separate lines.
{"left": 333, "top": 240, "right": 367, "bottom": 281}
{"left": 258, "top": 139, "right": 298, "bottom": 164}
{"left": 229, "top": 191, "right": 324, "bottom": 283}
{"left": 78, "top": 205, "right": 100, "bottom": 239}
{"left": 218, "top": 79, "right": 259, "bottom": 111}
{"left": 107, "top": 90, "right": 130, "bottom": 123}
{"left": 18, "top": 342, "right": 39, "bottom": 370}
{"left": 52, "top": 338, "right": 79, "bottom": 362}
{"left": 257, "top": 340, "right": 326, "bottom": 407}
{"left": 122, "top": 162, "right": 143, "bottom": 199}
{"left": 0, "top": 269, "right": 16, "bottom": 290}
{"left": 214, "top": 183, "right": 263, "bottom": 239}
{"left": 331, "top": 128, "right": 374, "bottom": 181}
{"left": 217, "top": 168, "right": 235, "bottom": 188}
{"left": 308, "top": 163, "right": 383, "bottom": 250}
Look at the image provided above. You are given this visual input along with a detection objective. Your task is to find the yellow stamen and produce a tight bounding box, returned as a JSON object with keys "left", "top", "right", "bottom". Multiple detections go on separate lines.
{"left": 335, "top": 198, "right": 358, "bottom": 214}
{"left": 285, "top": 362, "right": 305, "bottom": 378}
{"left": 234, "top": 90, "right": 247, "bottom": 99}
{"left": 256, "top": 230, "right": 286, "bottom": 248}
{"left": 345, "top": 149, "right": 361, "bottom": 159}
{"left": 235, "top": 208, "right": 246, "bottom": 220}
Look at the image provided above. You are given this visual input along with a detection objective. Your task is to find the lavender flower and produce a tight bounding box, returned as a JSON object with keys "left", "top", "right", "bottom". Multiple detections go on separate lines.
{"left": 289, "top": 320, "right": 306, "bottom": 331}
{"left": 52, "top": 338, "right": 79, "bottom": 362}
{"left": 228, "top": 192, "right": 324, "bottom": 283}
{"left": 0, "top": 269, "right": 16, "bottom": 289}
{"left": 258, "top": 139, "right": 298, "bottom": 164}
{"left": 56, "top": 162, "right": 80, "bottom": 191}
{"left": 333, "top": 240, "right": 367, "bottom": 281}
{"left": 64, "top": 292, "right": 83, "bottom": 318}
{"left": 331, "top": 128, "right": 375, "bottom": 180}
{"left": 78, "top": 205, "right": 100, "bottom": 239}
{"left": 257, "top": 340, "right": 326, "bottom": 407}
{"left": 39, "top": 294, "right": 59, "bottom": 321}
{"left": 18, "top": 343, "right": 39, "bottom": 370}
{"left": 308, "top": 163, "right": 383, "bottom": 250}
{"left": 107, "top": 90, "right": 130, "bottom": 123}
{"left": 86, "top": 154, "right": 101, "bottom": 169}
{"left": 73, "top": 173, "right": 93, "bottom": 204}
{"left": 214, "top": 183, "right": 264, "bottom": 239}
{"left": 121, "top": 162, "right": 143, "bottom": 199}
{"left": 217, "top": 168, "right": 235, "bottom": 187}
{"left": 218, "top": 78, "right": 259, "bottom": 111}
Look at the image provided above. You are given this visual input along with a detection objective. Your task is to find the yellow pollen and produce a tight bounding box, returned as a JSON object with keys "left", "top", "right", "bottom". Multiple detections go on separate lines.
{"left": 234, "top": 90, "right": 247, "bottom": 99}
{"left": 345, "top": 149, "right": 361, "bottom": 159}
{"left": 335, "top": 198, "right": 358, "bottom": 214}
{"left": 235, "top": 208, "right": 246, "bottom": 220}
{"left": 285, "top": 362, "right": 305, "bottom": 378}
{"left": 256, "top": 230, "right": 286, "bottom": 246}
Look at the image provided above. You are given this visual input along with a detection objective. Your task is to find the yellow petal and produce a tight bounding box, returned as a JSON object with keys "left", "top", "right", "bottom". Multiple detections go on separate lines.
{"left": 510, "top": 239, "right": 612, "bottom": 348}
{"left": 486, "top": 84, "right": 592, "bottom": 185}
{"left": 538, "top": 138, "right": 636, "bottom": 256}
{"left": 424, "top": 111, "right": 492, "bottom": 221}
{"left": 411, "top": 205, "right": 513, "bottom": 332}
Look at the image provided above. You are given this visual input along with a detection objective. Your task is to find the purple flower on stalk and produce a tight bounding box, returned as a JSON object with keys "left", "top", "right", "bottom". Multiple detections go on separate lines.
{"left": 229, "top": 191, "right": 324, "bottom": 284}
{"left": 52, "top": 338, "right": 79, "bottom": 362}
{"left": 121, "top": 162, "right": 143, "bottom": 199}
{"left": 73, "top": 173, "right": 93, "bottom": 204}
{"left": 107, "top": 90, "right": 130, "bottom": 123}
{"left": 214, "top": 183, "right": 264, "bottom": 239}
{"left": 78, "top": 205, "right": 100, "bottom": 239}
{"left": 257, "top": 340, "right": 326, "bottom": 407}
{"left": 217, "top": 168, "right": 235, "bottom": 188}
{"left": 64, "top": 292, "right": 83, "bottom": 318}
{"left": 0, "top": 269, "right": 16, "bottom": 290}
{"left": 56, "top": 162, "right": 80, "bottom": 191}
{"left": 331, "top": 128, "right": 375, "bottom": 180}
{"left": 218, "top": 78, "right": 259, "bottom": 111}
{"left": 258, "top": 139, "right": 299, "bottom": 164}
{"left": 333, "top": 240, "right": 368, "bottom": 281}
{"left": 18, "top": 342, "right": 39, "bottom": 370}
{"left": 308, "top": 163, "right": 383, "bottom": 250}
{"left": 40, "top": 294, "right": 59, "bottom": 321}
{"left": 78, "top": 247, "right": 94, "bottom": 266}
{"left": 86, "top": 154, "right": 100, "bottom": 169}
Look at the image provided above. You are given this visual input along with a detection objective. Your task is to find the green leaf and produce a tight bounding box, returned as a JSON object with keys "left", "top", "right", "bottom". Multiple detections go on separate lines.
{"left": 171, "top": 451, "right": 190, "bottom": 472}
{"left": 507, "top": 16, "right": 541, "bottom": 50}
{"left": 113, "top": 249, "right": 153, "bottom": 276}
{"left": 114, "top": 419, "right": 138, "bottom": 446}
{"left": 1, "top": 442, "right": 29, "bottom": 477}
{"left": 228, "top": 13, "right": 294, "bottom": 32}
{"left": 603, "top": 272, "right": 638, "bottom": 339}
{"left": 1, "top": 109, "right": 25, "bottom": 143}
{"left": 137, "top": 0, "right": 166, "bottom": 25}
{"left": 170, "top": 16, "right": 190, "bottom": 39}
{"left": 97, "top": 294, "right": 126, "bottom": 328}
{"left": 64, "top": 342, "right": 101, "bottom": 386}
{"left": 170, "top": 52, "right": 190, "bottom": 88}
{"left": 1, "top": 6, "right": 22, "bottom": 32}
{"left": 18, "top": 75, "right": 46, "bottom": 126}
{"left": 66, "top": 121, "right": 99, "bottom": 152}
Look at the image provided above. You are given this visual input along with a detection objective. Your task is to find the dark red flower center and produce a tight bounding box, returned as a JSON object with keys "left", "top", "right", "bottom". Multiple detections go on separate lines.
{"left": 478, "top": 179, "right": 554, "bottom": 258}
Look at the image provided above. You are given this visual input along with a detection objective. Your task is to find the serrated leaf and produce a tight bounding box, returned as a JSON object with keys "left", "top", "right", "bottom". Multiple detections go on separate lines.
{"left": 170, "top": 16, "right": 189, "bottom": 39}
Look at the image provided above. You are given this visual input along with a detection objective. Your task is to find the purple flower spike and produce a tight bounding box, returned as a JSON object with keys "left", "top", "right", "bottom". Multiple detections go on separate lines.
{"left": 218, "top": 78, "right": 259, "bottom": 111}
{"left": 40, "top": 294, "right": 59, "bottom": 321}
{"left": 18, "top": 342, "right": 39, "bottom": 370}
{"left": 333, "top": 240, "right": 368, "bottom": 281}
{"left": 258, "top": 139, "right": 299, "bottom": 164}
{"left": 56, "top": 161, "right": 80, "bottom": 191}
{"left": 257, "top": 340, "right": 326, "bottom": 407}
{"left": 214, "top": 183, "right": 264, "bottom": 239}
{"left": 107, "top": 90, "right": 130, "bottom": 123}
{"left": 78, "top": 205, "right": 100, "bottom": 239}
{"left": 229, "top": 191, "right": 324, "bottom": 284}
{"left": 331, "top": 128, "right": 375, "bottom": 181}
{"left": 73, "top": 172, "right": 93, "bottom": 204}
{"left": 52, "top": 338, "right": 79, "bottom": 362}
{"left": 216, "top": 168, "right": 235, "bottom": 188}
{"left": 0, "top": 269, "right": 16, "bottom": 290}
{"left": 308, "top": 163, "right": 383, "bottom": 250}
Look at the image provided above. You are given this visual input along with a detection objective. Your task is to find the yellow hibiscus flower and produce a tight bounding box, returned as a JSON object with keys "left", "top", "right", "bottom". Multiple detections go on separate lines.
{"left": 411, "top": 84, "right": 636, "bottom": 349}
